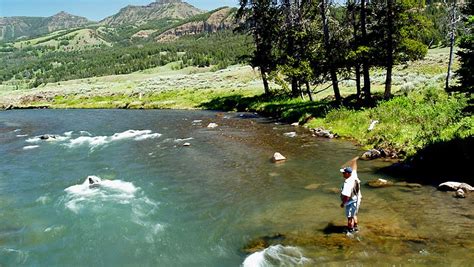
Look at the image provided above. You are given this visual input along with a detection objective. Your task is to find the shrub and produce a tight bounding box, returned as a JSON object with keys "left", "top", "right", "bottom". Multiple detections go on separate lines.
{"left": 307, "top": 87, "right": 470, "bottom": 156}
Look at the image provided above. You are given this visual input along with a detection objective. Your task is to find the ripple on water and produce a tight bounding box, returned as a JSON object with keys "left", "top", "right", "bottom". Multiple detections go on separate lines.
{"left": 0, "top": 248, "right": 29, "bottom": 265}
{"left": 243, "top": 245, "right": 311, "bottom": 267}
{"left": 62, "top": 176, "right": 163, "bottom": 237}
{"left": 24, "top": 130, "right": 162, "bottom": 151}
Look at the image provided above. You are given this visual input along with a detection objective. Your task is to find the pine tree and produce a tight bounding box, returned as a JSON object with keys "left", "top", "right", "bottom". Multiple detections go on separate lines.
{"left": 454, "top": 1, "right": 473, "bottom": 92}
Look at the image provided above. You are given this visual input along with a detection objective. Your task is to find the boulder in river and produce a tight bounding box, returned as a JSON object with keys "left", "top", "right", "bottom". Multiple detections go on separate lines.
{"left": 272, "top": 152, "right": 286, "bottom": 163}
{"left": 283, "top": 132, "right": 297, "bottom": 138}
{"left": 438, "top": 181, "right": 474, "bottom": 192}
{"left": 183, "top": 142, "right": 191, "bottom": 147}
{"left": 39, "top": 134, "right": 58, "bottom": 140}
{"left": 361, "top": 149, "right": 382, "bottom": 160}
{"left": 207, "top": 123, "right": 218, "bottom": 128}
{"left": 455, "top": 189, "right": 466, "bottom": 198}
{"left": 311, "top": 127, "right": 336, "bottom": 139}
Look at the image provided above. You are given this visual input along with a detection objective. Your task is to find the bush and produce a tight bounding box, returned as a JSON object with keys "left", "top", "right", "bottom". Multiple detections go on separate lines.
{"left": 307, "top": 87, "right": 470, "bottom": 156}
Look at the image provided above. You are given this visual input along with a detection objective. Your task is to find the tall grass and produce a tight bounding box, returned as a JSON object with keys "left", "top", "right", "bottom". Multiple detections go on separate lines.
{"left": 307, "top": 87, "right": 471, "bottom": 156}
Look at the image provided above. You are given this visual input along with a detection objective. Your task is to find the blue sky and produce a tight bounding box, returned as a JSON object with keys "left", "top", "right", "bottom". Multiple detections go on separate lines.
{"left": 0, "top": 0, "right": 238, "bottom": 21}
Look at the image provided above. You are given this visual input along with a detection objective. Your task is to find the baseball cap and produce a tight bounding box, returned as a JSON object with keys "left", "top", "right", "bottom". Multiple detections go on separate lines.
{"left": 339, "top": 167, "right": 353, "bottom": 173}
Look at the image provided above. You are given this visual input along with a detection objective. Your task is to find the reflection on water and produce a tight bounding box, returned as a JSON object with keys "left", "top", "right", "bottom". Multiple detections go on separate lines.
{"left": 0, "top": 109, "right": 472, "bottom": 266}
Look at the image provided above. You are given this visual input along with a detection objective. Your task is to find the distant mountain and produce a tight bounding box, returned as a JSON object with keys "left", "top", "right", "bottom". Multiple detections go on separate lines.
{"left": 155, "top": 7, "right": 237, "bottom": 42}
{"left": 0, "top": 12, "right": 92, "bottom": 41}
{"left": 45, "top": 11, "right": 92, "bottom": 32}
{"left": 1, "top": 1, "right": 237, "bottom": 45}
{"left": 100, "top": 0, "right": 204, "bottom": 26}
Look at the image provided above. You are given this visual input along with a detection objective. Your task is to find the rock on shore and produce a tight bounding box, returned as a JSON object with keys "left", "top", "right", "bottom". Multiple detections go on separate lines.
{"left": 438, "top": 182, "right": 474, "bottom": 192}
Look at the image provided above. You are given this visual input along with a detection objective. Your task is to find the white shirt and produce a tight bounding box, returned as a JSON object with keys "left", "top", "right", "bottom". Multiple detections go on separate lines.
{"left": 341, "top": 170, "right": 362, "bottom": 204}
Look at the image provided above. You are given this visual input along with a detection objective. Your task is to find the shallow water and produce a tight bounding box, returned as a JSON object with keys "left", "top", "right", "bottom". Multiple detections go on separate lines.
{"left": 0, "top": 109, "right": 472, "bottom": 266}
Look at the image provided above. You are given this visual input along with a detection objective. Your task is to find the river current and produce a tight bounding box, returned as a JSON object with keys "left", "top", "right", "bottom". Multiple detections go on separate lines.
{"left": 0, "top": 109, "right": 472, "bottom": 266}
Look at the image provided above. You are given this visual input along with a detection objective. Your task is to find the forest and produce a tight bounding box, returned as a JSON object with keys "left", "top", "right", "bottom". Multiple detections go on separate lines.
{"left": 0, "top": 1, "right": 472, "bottom": 97}
{"left": 0, "top": 31, "right": 251, "bottom": 88}
{"left": 236, "top": 0, "right": 472, "bottom": 104}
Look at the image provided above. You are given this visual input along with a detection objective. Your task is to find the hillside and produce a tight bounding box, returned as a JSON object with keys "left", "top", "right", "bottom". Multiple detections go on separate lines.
{"left": 0, "top": 12, "right": 92, "bottom": 41}
{"left": 156, "top": 7, "right": 237, "bottom": 42}
{"left": 100, "top": 0, "right": 203, "bottom": 26}
{"left": 13, "top": 28, "right": 111, "bottom": 51}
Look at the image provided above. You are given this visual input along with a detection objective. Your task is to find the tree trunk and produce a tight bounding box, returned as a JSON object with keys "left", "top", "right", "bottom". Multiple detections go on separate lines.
{"left": 321, "top": 0, "right": 341, "bottom": 104}
{"left": 385, "top": 65, "right": 393, "bottom": 99}
{"left": 306, "top": 81, "right": 313, "bottom": 101}
{"left": 446, "top": 31, "right": 455, "bottom": 90}
{"left": 260, "top": 68, "right": 270, "bottom": 96}
{"left": 360, "top": 0, "right": 371, "bottom": 103}
{"left": 298, "top": 81, "right": 305, "bottom": 100}
{"left": 330, "top": 69, "right": 341, "bottom": 103}
{"left": 355, "top": 65, "right": 361, "bottom": 98}
{"left": 291, "top": 77, "right": 299, "bottom": 97}
{"left": 384, "top": 0, "right": 394, "bottom": 99}
{"left": 445, "top": 3, "right": 456, "bottom": 91}
{"left": 350, "top": 1, "right": 361, "bottom": 99}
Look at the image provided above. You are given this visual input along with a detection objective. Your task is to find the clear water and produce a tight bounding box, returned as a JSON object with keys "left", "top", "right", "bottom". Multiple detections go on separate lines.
{"left": 0, "top": 110, "right": 472, "bottom": 266}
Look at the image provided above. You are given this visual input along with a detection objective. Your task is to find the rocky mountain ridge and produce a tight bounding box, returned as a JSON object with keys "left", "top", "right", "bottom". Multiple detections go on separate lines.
{"left": 155, "top": 7, "right": 236, "bottom": 42}
{"left": 0, "top": 11, "right": 91, "bottom": 41}
{"left": 1, "top": 1, "right": 238, "bottom": 44}
{"left": 100, "top": 0, "right": 203, "bottom": 26}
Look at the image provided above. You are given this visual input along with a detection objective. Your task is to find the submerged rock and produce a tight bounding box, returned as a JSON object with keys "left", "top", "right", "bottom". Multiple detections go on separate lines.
{"left": 367, "top": 178, "right": 394, "bottom": 188}
{"left": 367, "top": 179, "right": 421, "bottom": 189}
{"left": 242, "top": 233, "right": 286, "bottom": 254}
{"left": 272, "top": 152, "right": 286, "bottom": 163}
{"left": 304, "top": 184, "right": 321, "bottom": 190}
{"left": 283, "top": 132, "right": 297, "bottom": 138}
{"left": 393, "top": 182, "right": 422, "bottom": 188}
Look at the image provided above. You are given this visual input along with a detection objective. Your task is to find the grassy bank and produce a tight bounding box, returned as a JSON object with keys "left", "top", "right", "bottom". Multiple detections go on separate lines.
{"left": 1, "top": 48, "right": 471, "bottom": 161}
{"left": 307, "top": 88, "right": 472, "bottom": 156}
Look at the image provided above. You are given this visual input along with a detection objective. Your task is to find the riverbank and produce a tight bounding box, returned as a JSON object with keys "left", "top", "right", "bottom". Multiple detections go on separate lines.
{"left": 1, "top": 109, "right": 473, "bottom": 265}
{"left": 1, "top": 48, "right": 472, "bottom": 181}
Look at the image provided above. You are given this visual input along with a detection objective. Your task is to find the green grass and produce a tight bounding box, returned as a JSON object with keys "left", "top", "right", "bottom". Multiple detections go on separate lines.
{"left": 44, "top": 88, "right": 259, "bottom": 110}
{"left": 306, "top": 87, "right": 472, "bottom": 156}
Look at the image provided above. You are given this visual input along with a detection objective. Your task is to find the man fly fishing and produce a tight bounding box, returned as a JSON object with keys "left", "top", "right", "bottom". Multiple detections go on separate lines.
{"left": 339, "top": 156, "right": 362, "bottom": 234}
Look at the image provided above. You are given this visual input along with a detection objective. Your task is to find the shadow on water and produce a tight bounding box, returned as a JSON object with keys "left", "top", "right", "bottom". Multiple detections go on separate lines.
{"left": 378, "top": 136, "right": 473, "bottom": 185}
{"left": 198, "top": 94, "right": 335, "bottom": 123}
{"left": 322, "top": 223, "right": 346, "bottom": 234}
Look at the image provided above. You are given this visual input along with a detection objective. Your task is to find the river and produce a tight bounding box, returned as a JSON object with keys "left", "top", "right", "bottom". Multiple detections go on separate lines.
{"left": 0, "top": 109, "right": 472, "bottom": 266}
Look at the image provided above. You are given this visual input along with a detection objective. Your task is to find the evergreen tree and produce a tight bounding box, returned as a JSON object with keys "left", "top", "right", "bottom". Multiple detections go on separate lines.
{"left": 371, "top": 0, "right": 428, "bottom": 99}
{"left": 455, "top": 1, "right": 474, "bottom": 93}
{"left": 237, "top": 0, "right": 280, "bottom": 96}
